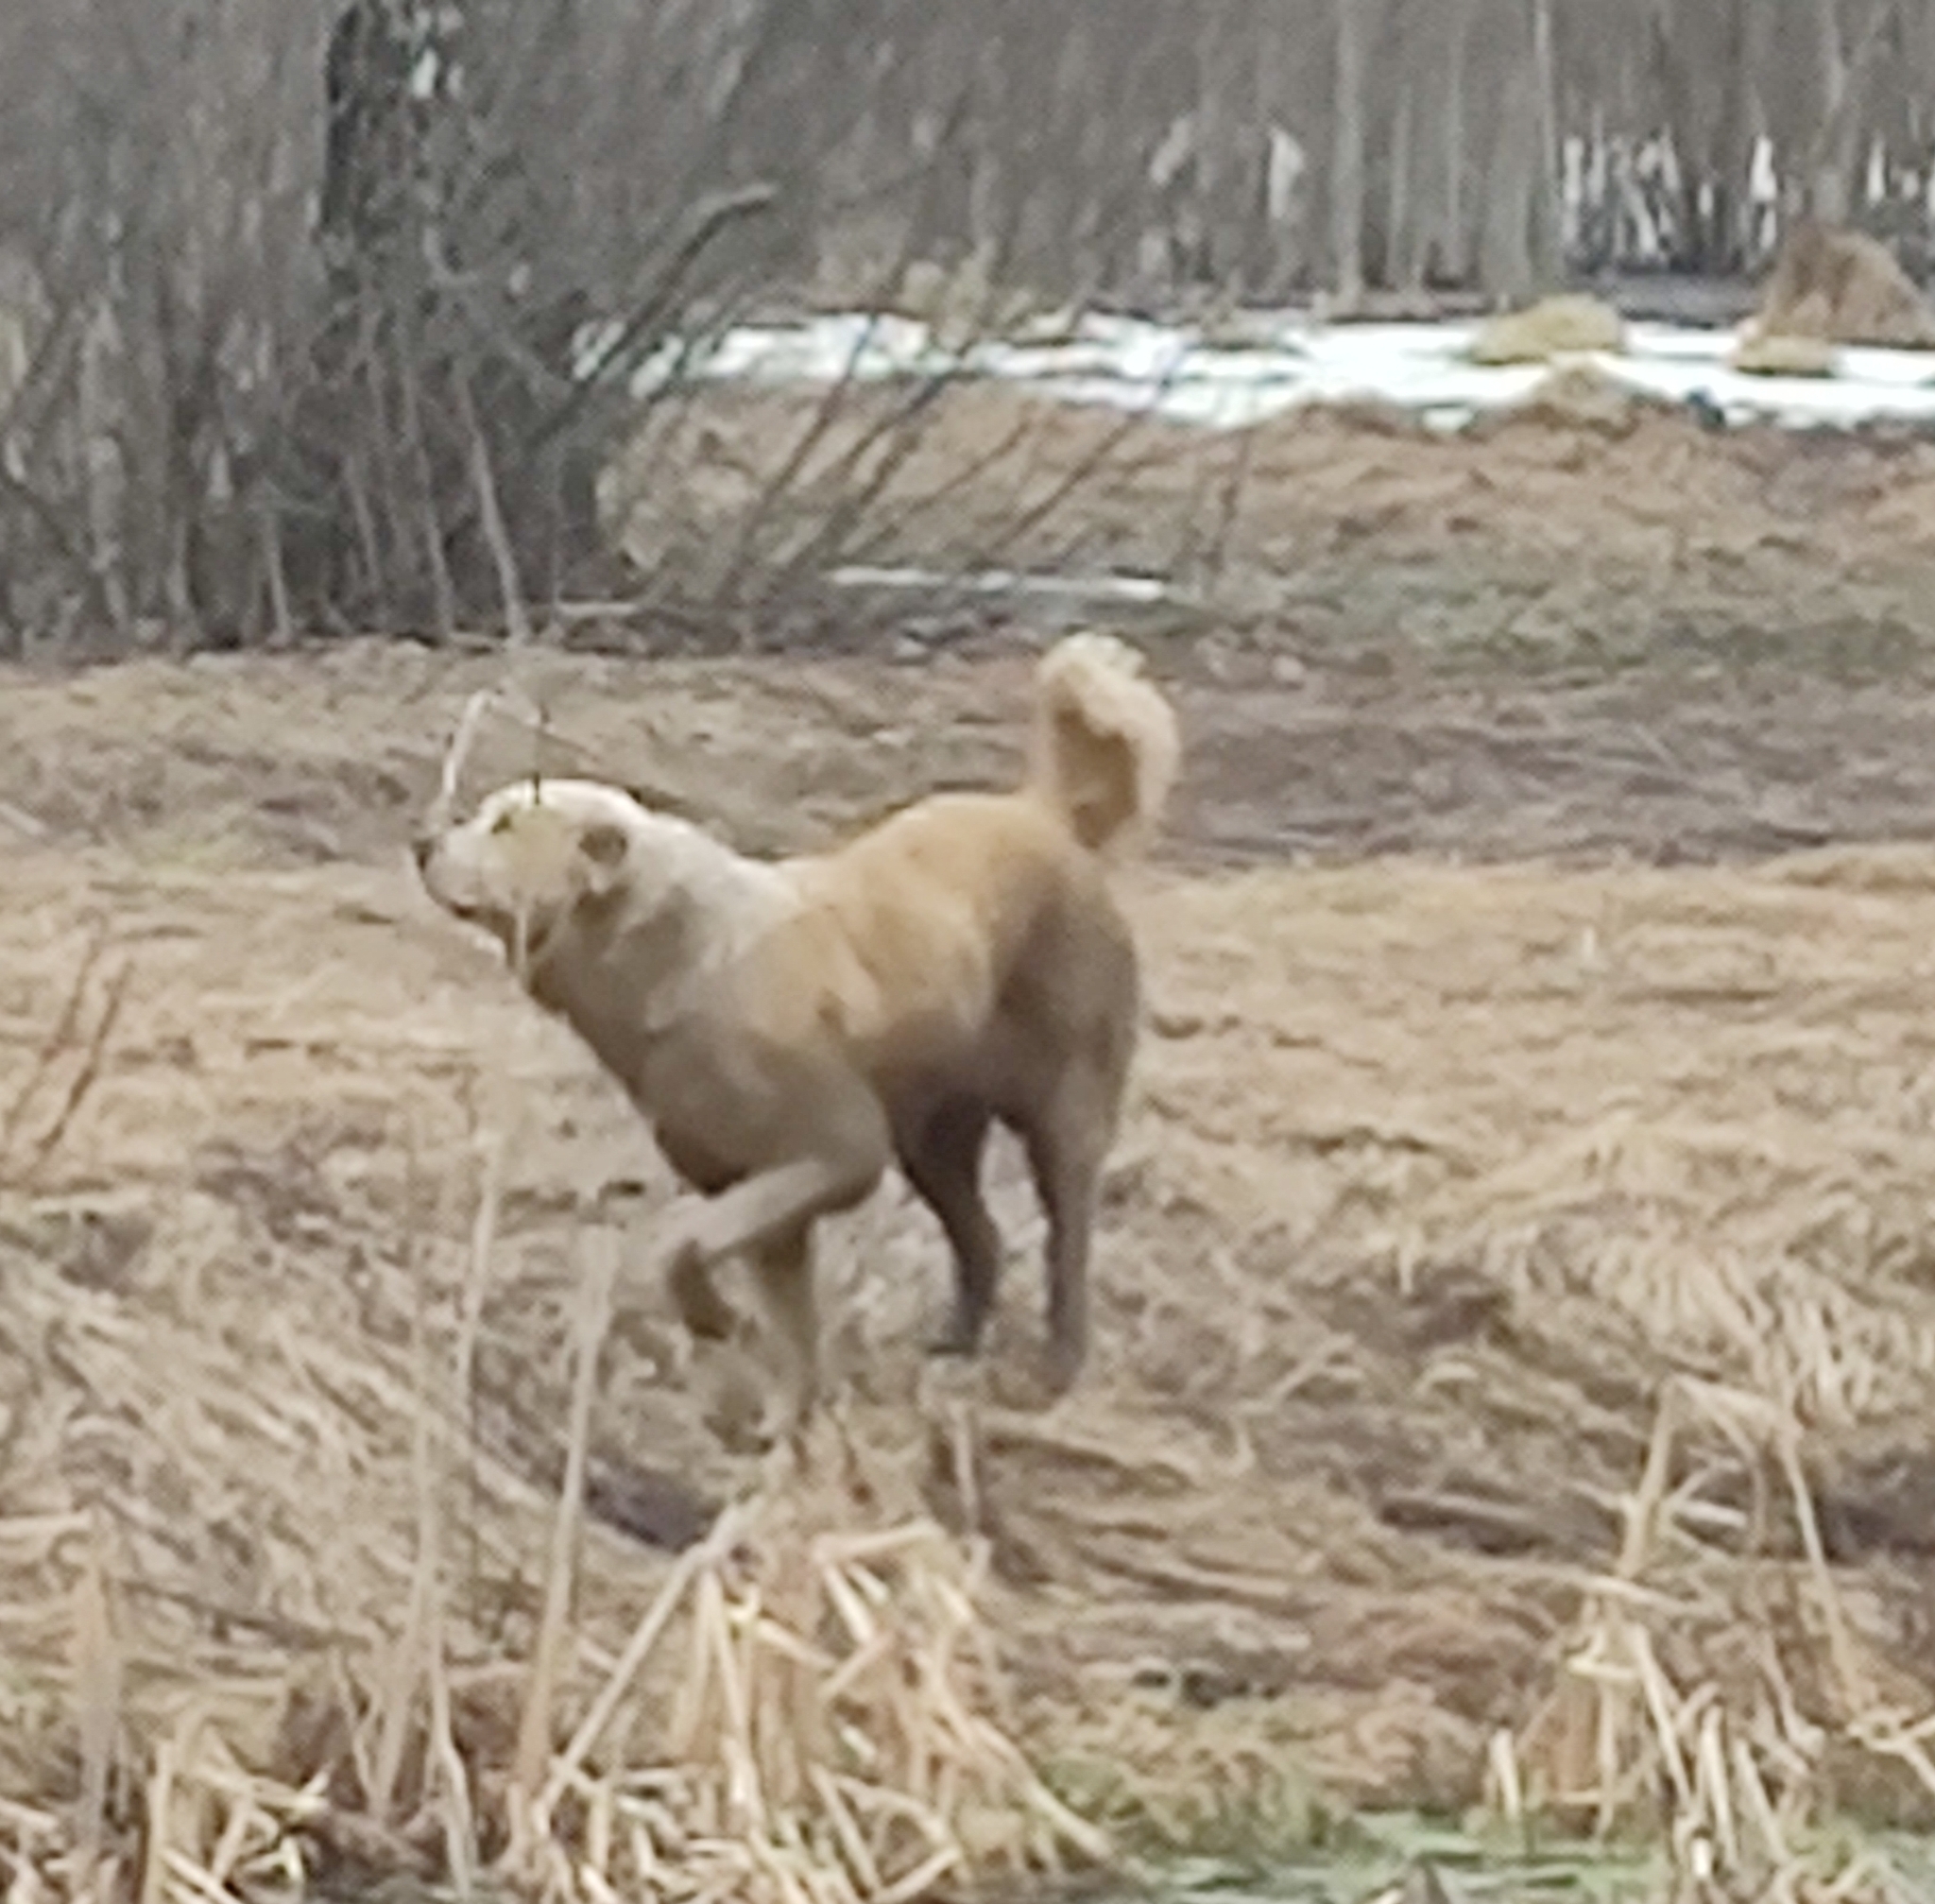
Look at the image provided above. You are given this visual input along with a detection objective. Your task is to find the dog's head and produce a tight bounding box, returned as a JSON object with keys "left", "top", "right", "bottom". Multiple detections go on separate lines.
{"left": 412, "top": 777, "right": 656, "bottom": 975}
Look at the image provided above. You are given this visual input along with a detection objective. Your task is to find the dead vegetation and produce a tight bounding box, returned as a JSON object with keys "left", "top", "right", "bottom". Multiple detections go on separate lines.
{"left": 0, "top": 964, "right": 1118, "bottom": 1904}
{"left": 1746, "top": 222, "right": 1935, "bottom": 351}
{"left": 15, "top": 412, "right": 1935, "bottom": 1900}
{"left": 1466, "top": 294, "right": 1627, "bottom": 366}
{"left": 1731, "top": 331, "right": 1840, "bottom": 378}
{"left": 1505, "top": 1376, "right": 1935, "bottom": 1901}
{"left": 8, "top": 637, "right": 1935, "bottom": 1902}
{"left": 593, "top": 373, "right": 1935, "bottom": 626}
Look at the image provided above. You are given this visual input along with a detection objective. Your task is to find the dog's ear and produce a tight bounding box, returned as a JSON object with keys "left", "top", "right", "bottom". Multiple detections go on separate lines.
{"left": 576, "top": 818, "right": 630, "bottom": 894}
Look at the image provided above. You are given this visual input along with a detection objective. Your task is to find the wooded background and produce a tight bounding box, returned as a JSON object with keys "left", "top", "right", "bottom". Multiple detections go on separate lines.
{"left": 2, "top": 0, "right": 1932, "bottom": 647}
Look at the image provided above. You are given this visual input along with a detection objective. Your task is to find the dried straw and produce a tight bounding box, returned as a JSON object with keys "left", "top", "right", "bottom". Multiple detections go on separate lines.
{"left": 22, "top": 744, "right": 1935, "bottom": 1904}
{"left": 0, "top": 1112, "right": 1111, "bottom": 1904}
{"left": 1507, "top": 1376, "right": 1927, "bottom": 1902}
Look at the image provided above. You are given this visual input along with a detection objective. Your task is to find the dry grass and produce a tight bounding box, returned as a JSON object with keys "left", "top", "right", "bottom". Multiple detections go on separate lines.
{"left": 0, "top": 1154, "right": 1114, "bottom": 1904}
{"left": 0, "top": 810, "right": 1125, "bottom": 1904}
{"left": 10, "top": 649, "right": 1935, "bottom": 1901}
{"left": 1502, "top": 1376, "right": 1935, "bottom": 1902}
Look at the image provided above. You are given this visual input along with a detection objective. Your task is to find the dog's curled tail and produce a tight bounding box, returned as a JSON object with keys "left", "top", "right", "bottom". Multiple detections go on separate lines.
{"left": 1027, "top": 631, "right": 1180, "bottom": 859}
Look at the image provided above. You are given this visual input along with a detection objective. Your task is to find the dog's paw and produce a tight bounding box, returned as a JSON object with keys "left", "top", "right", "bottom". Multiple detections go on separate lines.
{"left": 708, "top": 1399, "right": 818, "bottom": 1463}
{"left": 698, "top": 1353, "right": 772, "bottom": 1454}
{"left": 1041, "top": 1335, "right": 1087, "bottom": 1399}
{"left": 924, "top": 1307, "right": 985, "bottom": 1361}
{"left": 667, "top": 1250, "right": 738, "bottom": 1342}
{"left": 693, "top": 1339, "right": 805, "bottom": 1458}
{"left": 708, "top": 1406, "right": 779, "bottom": 1459}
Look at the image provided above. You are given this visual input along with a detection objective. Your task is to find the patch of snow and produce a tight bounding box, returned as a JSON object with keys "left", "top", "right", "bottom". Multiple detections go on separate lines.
{"left": 599, "top": 307, "right": 1935, "bottom": 437}
{"left": 827, "top": 564, "right": 1173, "bottom": 602}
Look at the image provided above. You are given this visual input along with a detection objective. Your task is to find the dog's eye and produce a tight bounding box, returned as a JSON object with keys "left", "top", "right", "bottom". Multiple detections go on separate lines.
{"left": 489, "top": 811, "right": 515, "bottom": 835}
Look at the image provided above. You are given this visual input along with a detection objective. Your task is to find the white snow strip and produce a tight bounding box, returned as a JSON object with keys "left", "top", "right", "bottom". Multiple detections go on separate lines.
{"left": 826, "top": 563, "right": 1173, "bottom": 602}
{"left": 591, "top": 307, "right": 1935, "bottom": 436}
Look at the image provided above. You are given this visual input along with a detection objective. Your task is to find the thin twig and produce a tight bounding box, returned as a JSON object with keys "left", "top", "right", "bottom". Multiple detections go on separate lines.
{"left": 512, "top": 1223, "right": 616, "bottom": 1809}
{"left": 25, "top": 952, "right": 130, "bottom": 1183}
{"left": 0, "top": 923, "right": 108, "bottom": 1167}
{"left": 426, "top": 688, "right": 501, "bottom": 835}
{"left": 456, "top": 372, "right": 534, "bottom": 646}
{"left": 539, "top": 1504, "right": 749, "bottom": 1816}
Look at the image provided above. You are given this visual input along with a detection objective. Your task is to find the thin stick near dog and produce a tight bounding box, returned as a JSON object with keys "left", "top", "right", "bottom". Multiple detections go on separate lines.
{"left": 413, "top": 633, "right": 1181, "bottom": 1447}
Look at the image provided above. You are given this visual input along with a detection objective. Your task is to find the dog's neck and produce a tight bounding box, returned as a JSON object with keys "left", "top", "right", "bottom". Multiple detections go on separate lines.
{"left": 524, "top": 813, "right": 794, "bottom": 1080}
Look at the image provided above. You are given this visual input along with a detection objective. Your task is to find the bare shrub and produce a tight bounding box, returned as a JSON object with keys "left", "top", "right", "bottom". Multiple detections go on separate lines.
{"left": 5, "top": 0, "right": 1935, "bottom": 650}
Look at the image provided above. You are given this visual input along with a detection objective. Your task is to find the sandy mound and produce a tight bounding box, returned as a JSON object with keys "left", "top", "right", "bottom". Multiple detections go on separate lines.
{"left": 1750, "top": 221, "right": 1935, "bottom": 351}
{"left": 1467, "top": 294, "right": 1626, "bottom": 366}
{"left": 894, "top": 254, "right": 1045, "bottom": 349}
{"left": 1732, "top": 329, "right": 1841, "bottom": 377}
{"left": 1471, "top": 359, "right": 1661, "bottom": 436}
{"left": 587, "top": 353, "right": 1935, "bottom": 631}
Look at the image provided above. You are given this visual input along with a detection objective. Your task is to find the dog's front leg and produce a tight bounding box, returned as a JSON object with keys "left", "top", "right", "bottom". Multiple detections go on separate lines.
{"left": 658, "top": 1140, "right": 887, "bottom": 1440}
{"left": 659, "top": 1151, "right": 884, "bottom": 1273}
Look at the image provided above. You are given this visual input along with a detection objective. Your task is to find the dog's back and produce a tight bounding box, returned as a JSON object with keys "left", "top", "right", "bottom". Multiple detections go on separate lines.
{"left": 739, "top": 790, "right": 1131, "bottom": 1089}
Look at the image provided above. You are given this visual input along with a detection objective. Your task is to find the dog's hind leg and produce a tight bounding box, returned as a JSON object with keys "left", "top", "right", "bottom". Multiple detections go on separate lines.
{"left": 1021, "top": 1077, "right": 1122, "bottom": 1395}
{"left": 899, "top": 1100, "right": 1002, "bottom": 1359}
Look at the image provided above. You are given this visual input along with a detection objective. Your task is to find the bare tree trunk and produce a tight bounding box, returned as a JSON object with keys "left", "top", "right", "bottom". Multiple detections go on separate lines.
{"left": 1251, "top": 4, "right": 1306, "bottom": 296}
{"left": 1707, "top": 0, "right": 1757, "bottom": 269}
{"left": 1527, "top": 0, "right": 1564, "bottom": 284}
{"left": 1804, "top": 0, "right": 1850, "bottom": 221}
{"left": 1806, "top": 0, "right": 1899, "bottom": 225}
{"left": 1439, "top": 0, "right": 1475, "bottom": 283}
{"left": 1388, "top": 79, "right": 1420, "bottom": 290}
{"left": 1646, "top": 0, "right": 1700, "bottom": 265}
{"left": 1194, "top": 0, "right": 1250, "bottom": 292}
{"left": 1329, "top": 0, "right": 1370, "bottom": 301}
{"left": 966, "top": 32, "right": 1005, "bottom": 270}
{"left": 1476, "top": 2, "right": 1554, "bottom": 302}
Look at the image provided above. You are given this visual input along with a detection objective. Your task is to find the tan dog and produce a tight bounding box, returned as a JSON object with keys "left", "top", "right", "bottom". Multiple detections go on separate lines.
{"left": 412, "top": 633, "right": 1180, "bottom": 1444}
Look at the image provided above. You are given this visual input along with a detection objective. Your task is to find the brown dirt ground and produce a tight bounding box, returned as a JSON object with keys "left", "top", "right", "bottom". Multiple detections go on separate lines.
{"left": 10, "top": 387, "right": 1935, "bottom": 1848}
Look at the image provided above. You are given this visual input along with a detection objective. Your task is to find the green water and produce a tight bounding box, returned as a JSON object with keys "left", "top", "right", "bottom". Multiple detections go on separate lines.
{"left": 323, "top": 1816, "right": 1935, "bottom": 1904}
{"left": 1133, "top": 1813, "right": 1935, "bottom": 1902}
